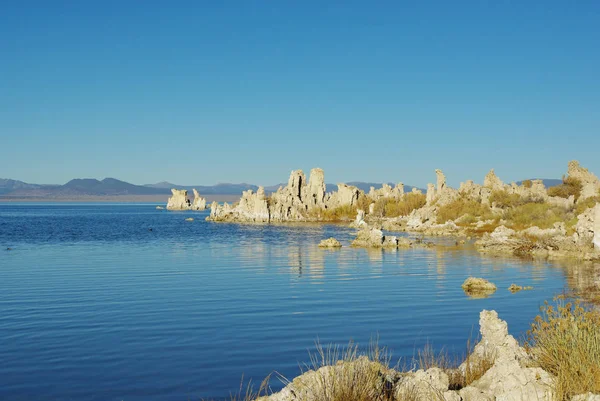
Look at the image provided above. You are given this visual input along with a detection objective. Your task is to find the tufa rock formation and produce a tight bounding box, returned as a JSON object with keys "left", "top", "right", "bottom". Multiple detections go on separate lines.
{"left": 595, "top": 204, "right": 600, "bottom": 250}
{"left": 208, "top": 168, "right": 364, "bottom": 223}
{"left": 166, "top": 188, "right": 207, "bottom": 211}
{"left": 166, "top": 189, "right": 191, "bottom": 210}
{"left": 258, "top": 310, "right": 555, "bottom": 401}
{"left": 568, "top": 160, "right": 600, "bottom": 201}
{"left": 191, "top": 189, "right": 207, "bottom": 210}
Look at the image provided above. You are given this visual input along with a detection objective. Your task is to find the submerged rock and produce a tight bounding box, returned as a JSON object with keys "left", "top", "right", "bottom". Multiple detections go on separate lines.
{"left": 185, "top": 217, "right": 194, "bottom": 222}
{"left": 508, "top": 283, "right": 533, "bottom": 293}
{"left": 318, "top": 237, "right": 342, "bottom": 248}
{"left": 462, "top": 277, "right": 497, "bottom": 297}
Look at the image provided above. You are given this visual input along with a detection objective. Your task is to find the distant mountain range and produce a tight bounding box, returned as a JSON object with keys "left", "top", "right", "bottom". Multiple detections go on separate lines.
{"left": 0, "top": 177, "right": 562, "bottom": 200}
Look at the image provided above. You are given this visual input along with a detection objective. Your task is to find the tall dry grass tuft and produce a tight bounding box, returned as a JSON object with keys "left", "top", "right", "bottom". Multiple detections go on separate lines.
{"left": 293, "top": 339, "right": 398, "bottom": 401}
{"left": 525, "top": 299, "right": 600, "bottom": 400}
{"left": 202, "top": 374, "right": 272, "bottom": 401}
{"left": 417, "top": 341, "right": 495, "bottom": 390}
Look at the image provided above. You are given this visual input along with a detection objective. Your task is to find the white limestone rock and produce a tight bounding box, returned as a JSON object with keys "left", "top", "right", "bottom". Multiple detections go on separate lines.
{"left": 568, "top": 160, "right": 600, "bottom": 201}
{"left": 191, "top": 189, "right": 207, "bottom": 211}
{"left": 166, "top": 189, "right": 191, "bottom": 210}
{"left": 483, "top": 169, "right": 505, "bottom": 191}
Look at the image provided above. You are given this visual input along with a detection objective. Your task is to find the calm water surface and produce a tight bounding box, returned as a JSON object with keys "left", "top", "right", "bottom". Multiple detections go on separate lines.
{"left": 0, "top": 204, "right": 577, "bottom": 400}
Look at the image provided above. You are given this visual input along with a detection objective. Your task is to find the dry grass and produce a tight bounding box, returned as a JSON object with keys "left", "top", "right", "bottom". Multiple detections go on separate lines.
{"left": 437, "top": 197, "right": 495, "bottom": 224}
{"left": 547, "top": 176, "right": 582, "bottom": 201}
{"left": 308, "top": 204, "right": 358, "bottom": 221}
{"left": 293, "top": 339, "right": 398, "bottom": 401}
{"left": 525, "top": 299, "right": 600, "bottom": 401}
{"left": 503, "top": 202, "right": 568, "bottom": 230}
{"left": 372, "top": 193, "right": 426, "bottom": 218}
{"left": 488, "top": 190, "right": 530, "bottom": 208}
{"left": 202, "top": 375, "right": 271, "bottom": 401}
{"left": 574, "top": 195, "right": 600, "bottom": 216}
{"left": 417, "top": 340, "right": 494, "bottom": 390}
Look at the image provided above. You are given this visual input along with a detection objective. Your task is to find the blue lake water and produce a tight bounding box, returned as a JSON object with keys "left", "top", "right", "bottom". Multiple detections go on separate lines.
{"left": 0, "top": 204, "right": 580, "bottom": 400}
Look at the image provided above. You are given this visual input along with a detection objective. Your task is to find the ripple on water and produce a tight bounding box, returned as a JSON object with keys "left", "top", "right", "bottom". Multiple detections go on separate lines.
{"left": 0, "top": 203, "right": 585, "bottom": 400}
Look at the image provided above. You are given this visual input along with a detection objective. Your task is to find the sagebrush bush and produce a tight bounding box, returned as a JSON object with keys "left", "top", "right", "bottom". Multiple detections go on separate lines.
{"left": 526, "top": 300, "right": 600, "bottom": 400}
{"left": 502, "top": 202, "right": 567, "bottom": 229}
{"left": 547, "top": 176, "right": 582, "bottom": 200}
{"left": 371, "top": 193, "right": 426, "bottom": 218}
{"left": 574, "top": 195, "right": 600, "bottom": 216}
{"left": 309, "top": 204, "right": 358, "bottom": 221}
{"left": 488, "top": 190, "right": 527, "bottom": 208}
{"left": 437, "top": 197, "right": 495, "bottom": 223}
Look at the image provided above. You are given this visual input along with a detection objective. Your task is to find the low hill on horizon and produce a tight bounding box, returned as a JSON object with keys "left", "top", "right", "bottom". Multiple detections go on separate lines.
{"left": 0, "top": 176, "right": 562, "bottom": 200}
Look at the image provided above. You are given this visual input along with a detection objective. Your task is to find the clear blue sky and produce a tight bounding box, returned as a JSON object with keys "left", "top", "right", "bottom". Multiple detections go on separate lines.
{"left": 1, "top": 1, "right": 599, "bottom": 188}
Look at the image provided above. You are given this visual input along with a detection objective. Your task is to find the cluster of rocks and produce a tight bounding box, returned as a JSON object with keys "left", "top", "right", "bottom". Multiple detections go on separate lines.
{"left": 475, "top": 202, "right": 600, "bottom": 260}
{"left": 166, "top": 189, "right": 207, "bottom": 211}
{"left": 259, "top": 310, "right": 568, "bottom": 401}
{"left": 202, "top": 161, "right": 600, "bottom": 259}
{"left": 207, "top": 168, "right": 364, "bottom": 223}
{"left": 351, "top": 227, "right": 412, "bottom": 249}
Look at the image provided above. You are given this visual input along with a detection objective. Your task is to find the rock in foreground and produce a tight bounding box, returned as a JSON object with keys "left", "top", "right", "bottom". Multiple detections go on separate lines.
{"left": 259, "top": 310, "right": 555, "bottom": 401}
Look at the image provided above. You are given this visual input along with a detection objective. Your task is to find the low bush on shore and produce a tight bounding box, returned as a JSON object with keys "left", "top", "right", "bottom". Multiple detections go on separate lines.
{"left": 575, "top": 195, "right": 600, "bottom": 216}
{"left": 503, "top": 202, "right": 568, "bottom": 230}
{"left": 437, "top": 197, "right": 495, "bottom": 223}
{"left": 309, "top": 204, "right": 358, "bottom": 221}
{"left": 488, "top": 190, "right": 529, "bottom": 208}
{"left": 547, "top": 176, "right": 583, "bottom": 200}
{"left": 526, "top": 299, "right": 600, "bottom": 400}
{"left": 372, "top": 193, "right": 426, "bottom": 218}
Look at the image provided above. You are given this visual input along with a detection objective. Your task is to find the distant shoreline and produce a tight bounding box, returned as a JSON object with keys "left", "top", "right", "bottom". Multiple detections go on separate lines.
{"left": 0, "top": 194, "right": 240, "bottom": 203}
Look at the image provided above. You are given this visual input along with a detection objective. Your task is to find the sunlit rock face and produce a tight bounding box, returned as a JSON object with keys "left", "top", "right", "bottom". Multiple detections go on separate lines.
{"left": 568, "top": 160, "right": 600, "bottom": 201}
{"left": 207, "top": 168, "right": 365, "bottom": 223}
{"left": 166, "top": 189, "right": 190, "bottom": 210}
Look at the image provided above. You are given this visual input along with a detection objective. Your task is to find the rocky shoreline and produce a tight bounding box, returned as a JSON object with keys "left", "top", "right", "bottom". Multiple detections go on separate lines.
{"left": 253, "top": 309, "right": 597, "bottom": 401}
{"left": 183, "top": 160, "right": 599, "bottom": 261}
